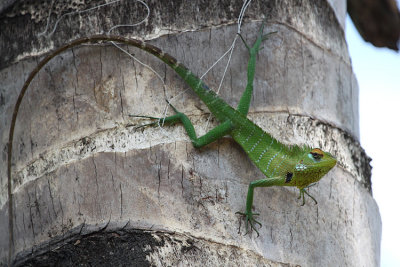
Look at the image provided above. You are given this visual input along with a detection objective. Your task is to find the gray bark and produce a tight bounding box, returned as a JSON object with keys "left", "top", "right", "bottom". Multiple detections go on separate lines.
{"left": 0, "top": 0, "right": 380, "bottom": 266}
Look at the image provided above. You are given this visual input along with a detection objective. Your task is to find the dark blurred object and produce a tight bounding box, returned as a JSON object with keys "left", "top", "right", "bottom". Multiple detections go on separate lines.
{"left": 348, "top": 0, "right": 400, "bottom": 51}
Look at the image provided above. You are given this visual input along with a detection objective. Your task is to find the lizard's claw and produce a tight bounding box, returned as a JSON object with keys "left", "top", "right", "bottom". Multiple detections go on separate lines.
{"left": 236, "top": 211, "right": 262, "bottom": 237}
{"left": 298, "top": 188, "right": 318, "bottom": 206}
{"left": 128, "top": 114, "right": 161, "bottom": 128}
{"left": 262, "top": 31, "right": 277, "bottom": 41}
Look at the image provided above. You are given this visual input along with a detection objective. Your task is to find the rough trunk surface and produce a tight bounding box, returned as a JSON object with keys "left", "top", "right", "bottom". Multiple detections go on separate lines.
{"left": 0, "top": 0, "right": 380, "bottom": 266}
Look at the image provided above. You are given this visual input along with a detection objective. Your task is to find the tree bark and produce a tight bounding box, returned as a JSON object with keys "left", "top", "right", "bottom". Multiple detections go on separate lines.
{"left": 0, "top": 0, "right": 380, "bottom": 266}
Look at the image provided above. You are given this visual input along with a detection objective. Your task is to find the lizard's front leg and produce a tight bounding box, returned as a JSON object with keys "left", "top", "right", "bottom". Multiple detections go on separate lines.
{"left": 130, "top": 101, "right": 234, "bottom": 148}
{"left": 237, "top": 177, "right": 285, "bottom": 236}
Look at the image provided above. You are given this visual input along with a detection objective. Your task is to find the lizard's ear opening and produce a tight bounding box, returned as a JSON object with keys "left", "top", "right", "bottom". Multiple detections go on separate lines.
{"left": 309, "top": 148, "right": 324, "bottom": 161}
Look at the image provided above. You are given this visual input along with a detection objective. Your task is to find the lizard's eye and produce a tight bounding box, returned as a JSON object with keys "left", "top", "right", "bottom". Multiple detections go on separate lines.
{"left": 309, "top": 148, "right": 323, "bottom": 160}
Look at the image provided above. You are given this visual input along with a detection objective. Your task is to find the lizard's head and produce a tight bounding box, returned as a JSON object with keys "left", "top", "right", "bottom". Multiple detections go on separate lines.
{"left": 293, "top": 148, "right": 337, "bottom": 188}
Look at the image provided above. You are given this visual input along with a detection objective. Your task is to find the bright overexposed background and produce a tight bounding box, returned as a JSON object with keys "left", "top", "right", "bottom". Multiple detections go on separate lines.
{"left": 345, "top": 15, "right": 400, "bottom": 267}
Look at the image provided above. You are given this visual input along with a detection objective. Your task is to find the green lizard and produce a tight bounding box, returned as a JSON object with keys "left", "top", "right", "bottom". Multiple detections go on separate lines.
{"left": 8, "top": 23, "right": 337, "bottom": 238}
{"left": 129, "top": 23, "right": 337, "bottom": 235}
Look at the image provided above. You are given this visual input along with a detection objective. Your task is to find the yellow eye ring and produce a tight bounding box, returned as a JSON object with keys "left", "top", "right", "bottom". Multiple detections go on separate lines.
{"left": 310, "top": 148, "right": 324, "bottom": 160}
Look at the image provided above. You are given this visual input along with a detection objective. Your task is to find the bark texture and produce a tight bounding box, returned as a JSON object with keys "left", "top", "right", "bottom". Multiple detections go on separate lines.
{"left": 0, "top": 0, "right": 380, "bottom": 266}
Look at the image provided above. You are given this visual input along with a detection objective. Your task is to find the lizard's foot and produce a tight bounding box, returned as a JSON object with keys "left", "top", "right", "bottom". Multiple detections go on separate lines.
{"left": 238, "top": 21, "right": 277, "bottom": 55}
{"left": 298, "top": 188, "right": 318, "bottom": 206}
{"left": 128, "top": 114, "right": 162, "bottom": 129}
{"left": 129, "top": 101, "right": 182, "bottom": 128}
{"left": 236, "top": 211, "right": 262, "bottom": 237}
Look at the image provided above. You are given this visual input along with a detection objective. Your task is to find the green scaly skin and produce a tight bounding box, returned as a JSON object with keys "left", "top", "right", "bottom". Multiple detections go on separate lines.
{"left": 130, "top": 22, "right": 337, "bottom": 236}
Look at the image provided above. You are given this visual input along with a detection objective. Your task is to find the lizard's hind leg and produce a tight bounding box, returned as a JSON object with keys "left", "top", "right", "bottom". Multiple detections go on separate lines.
{"left": 236, "top": 22, "right": 276, "bottom": 116}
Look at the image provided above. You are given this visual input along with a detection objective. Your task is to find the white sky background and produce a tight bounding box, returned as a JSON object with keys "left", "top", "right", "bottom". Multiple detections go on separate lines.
{"left": 345, "top": 15, "right": 400, "bottom": 267}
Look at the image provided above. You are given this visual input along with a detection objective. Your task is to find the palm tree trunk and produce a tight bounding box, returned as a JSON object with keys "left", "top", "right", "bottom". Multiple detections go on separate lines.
{"left": 0, "top": 0, "right": 380, "bottom": 265}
